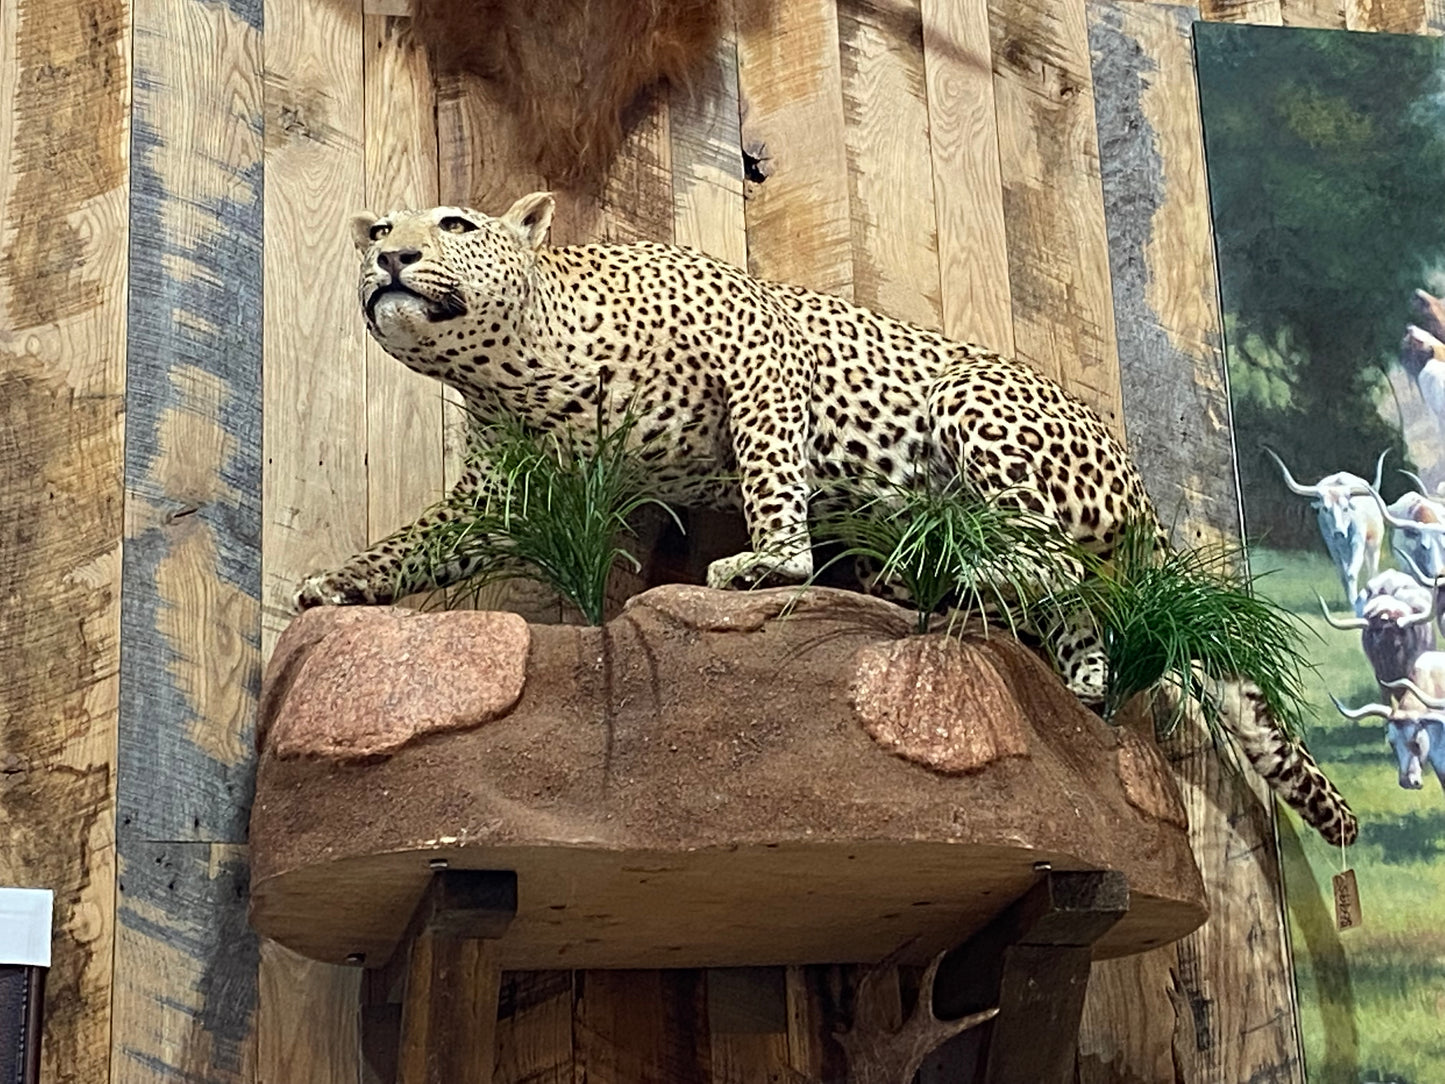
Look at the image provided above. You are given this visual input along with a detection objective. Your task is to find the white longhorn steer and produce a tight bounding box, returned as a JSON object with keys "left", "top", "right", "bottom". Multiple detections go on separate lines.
{"left": 1333, "top": 670, "right": 1445, "bottom": 794}
{"left": 1265, "top": 447, "right": 1387, "bottom": 614}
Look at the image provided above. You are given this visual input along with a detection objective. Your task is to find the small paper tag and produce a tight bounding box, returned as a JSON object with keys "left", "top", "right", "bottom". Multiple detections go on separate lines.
{"left": 1333, "top": 869, "right": 1362, "bottom": 931}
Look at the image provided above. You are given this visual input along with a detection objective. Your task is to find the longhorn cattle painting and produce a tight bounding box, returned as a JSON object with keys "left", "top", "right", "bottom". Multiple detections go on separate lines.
{"left": 1196, "top": 21, "right": 1445, "bottom": 1083}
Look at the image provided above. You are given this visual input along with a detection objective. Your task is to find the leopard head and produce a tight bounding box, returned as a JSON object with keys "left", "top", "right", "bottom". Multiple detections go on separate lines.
{"left": 349, "top": 191, "right": 556, "bottom": 354}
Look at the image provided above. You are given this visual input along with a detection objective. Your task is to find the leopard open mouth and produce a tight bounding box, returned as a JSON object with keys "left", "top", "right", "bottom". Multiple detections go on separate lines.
{"left": 366, "top": 284, "right": 468, "bottom": 325}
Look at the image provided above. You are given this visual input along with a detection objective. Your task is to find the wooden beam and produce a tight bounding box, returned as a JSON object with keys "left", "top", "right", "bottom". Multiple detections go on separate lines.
{"left": 397, "top": 938, "right": 504, "bottom": 1084}
{"left": 671, "top": 2, "right": 747, "bottom": 269}
{"left": 494, "top": 971, "right": 574, "bottom": 1084}
{"left": 0, "top": 0, "right": 127, "bottom": 1079}
{"left": 392, "top": 871, "right": 516, "bottom": 1084}
{"left": 112, "top": 844, "right": 259, "bottom": 1083}
{"left": 573, "top": 970, "right": 711, "bottom": 1084}
{"left": 706, "top": 968, "right": 791, "bottom": 1083}
{"left": 933, "top": 871, "right": 1129, "bottom": 1084}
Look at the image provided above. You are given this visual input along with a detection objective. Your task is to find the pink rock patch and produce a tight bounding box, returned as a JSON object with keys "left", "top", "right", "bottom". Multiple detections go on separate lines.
{"left": 265, "top": 608, "right": 530, "bottom": 762}
{"left": 851, "top": 636, "right": 1031, "bottom": 773}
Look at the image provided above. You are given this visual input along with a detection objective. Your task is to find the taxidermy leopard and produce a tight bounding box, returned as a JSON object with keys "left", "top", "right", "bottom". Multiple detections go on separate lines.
{"left": 294, "top": 192, "right": 1357, "bottom": 847}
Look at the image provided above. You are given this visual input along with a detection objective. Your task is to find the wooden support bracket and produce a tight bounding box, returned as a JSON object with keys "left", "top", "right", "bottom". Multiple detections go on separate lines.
{"left": 367, "top": 870, "right": 517, "bottom": 1084}
{"left": 931, "top": 870, "right": 1129, "bottom": 1084}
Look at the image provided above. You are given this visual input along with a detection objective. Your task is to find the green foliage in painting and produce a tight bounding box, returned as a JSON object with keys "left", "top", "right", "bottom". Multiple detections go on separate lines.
{"left": 1196, "top": 23, "right": 1445, "bottom": 546}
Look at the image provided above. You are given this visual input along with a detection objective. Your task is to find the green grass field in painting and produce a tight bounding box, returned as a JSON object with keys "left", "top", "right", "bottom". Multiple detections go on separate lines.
{"left": 1248, "top": 547, "right": 1445, "bottom": 1083}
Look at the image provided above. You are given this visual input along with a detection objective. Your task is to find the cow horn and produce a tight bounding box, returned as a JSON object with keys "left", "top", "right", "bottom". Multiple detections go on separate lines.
{"left": 1370, "top": 448, "right": 1390, "bottom": 492}
{"left": 1384, "top": 677, "right": 1445, "bottom": 710}
{"left": 1263, "top": 447, "right": 1321, "bottom": 497}
{"left": 1330, "top": 693, "right": 1392, "bottom": 721}
{"left": 1372, "top": 486, "right": 1445, "bottom": 534}
{"left": 1318, "top": 593, "right": 1368, "bottom": 630}
{"left": 1397, "top": 551, "right": 1445, "bottom": 593}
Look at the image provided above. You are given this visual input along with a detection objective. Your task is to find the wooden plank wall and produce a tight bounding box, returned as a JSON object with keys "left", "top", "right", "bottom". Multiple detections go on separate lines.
{"left": 0, "top": 0, "right": 1434, "bottom": 1080}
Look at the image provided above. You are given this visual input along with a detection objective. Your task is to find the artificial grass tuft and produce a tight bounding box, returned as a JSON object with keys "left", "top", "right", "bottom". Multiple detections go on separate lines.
{"left": 404, "top": 407, "right": 681, "bottom": 625}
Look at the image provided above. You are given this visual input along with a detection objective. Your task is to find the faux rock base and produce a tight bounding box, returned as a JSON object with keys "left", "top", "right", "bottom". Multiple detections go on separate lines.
{"left": 250, "top": 584, "right": 1206, "bottom": 970}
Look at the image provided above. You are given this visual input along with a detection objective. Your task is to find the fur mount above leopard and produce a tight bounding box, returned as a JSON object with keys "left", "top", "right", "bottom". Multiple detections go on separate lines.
{"left": 295, "top": 191, "right": 1357, "bottom": 847}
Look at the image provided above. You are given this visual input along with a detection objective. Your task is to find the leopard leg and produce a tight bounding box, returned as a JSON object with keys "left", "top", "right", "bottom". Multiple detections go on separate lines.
{"left": 293, "top": 458, "right": 498, "bottom": 609}
{"left": 706, "top": 335, "right": 817, "bottom": 590}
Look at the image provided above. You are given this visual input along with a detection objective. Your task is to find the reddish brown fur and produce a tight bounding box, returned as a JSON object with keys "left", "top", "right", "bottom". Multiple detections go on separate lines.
{"left": 411, "top": 0, "right": 721, "bottom": 187}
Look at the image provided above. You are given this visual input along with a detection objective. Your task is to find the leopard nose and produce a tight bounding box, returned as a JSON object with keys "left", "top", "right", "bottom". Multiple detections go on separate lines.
{"left": 379, "top": 248, "right": 421, "bottom": 278}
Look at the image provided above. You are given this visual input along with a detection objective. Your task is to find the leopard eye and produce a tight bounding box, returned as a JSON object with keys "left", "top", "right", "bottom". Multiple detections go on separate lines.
{"left": 440, "top": 215, "right": 478, "bottom": 235}
{"left": 368, "top": 222, "right": 391, "bottom": 241}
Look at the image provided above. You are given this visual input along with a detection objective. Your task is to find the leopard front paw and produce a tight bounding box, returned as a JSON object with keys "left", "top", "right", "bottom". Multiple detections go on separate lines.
{"left": 705, "top": 550, "right": 813, "bottom": 590}
{"left": 293, "top": 571, "right": 381, "bottom": 611}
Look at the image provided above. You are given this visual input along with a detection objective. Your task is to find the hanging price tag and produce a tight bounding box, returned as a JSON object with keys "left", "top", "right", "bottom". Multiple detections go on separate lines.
{"left": 1333, "top": 868, "right": 1362, "bottom": 931}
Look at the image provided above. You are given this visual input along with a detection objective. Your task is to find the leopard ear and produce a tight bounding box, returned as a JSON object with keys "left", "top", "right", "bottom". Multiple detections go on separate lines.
{"left": 500, "top": 192, "right": 555, "bottom": 250}
{"left": 350, "top": 212, "right": 380, "bottom": 254}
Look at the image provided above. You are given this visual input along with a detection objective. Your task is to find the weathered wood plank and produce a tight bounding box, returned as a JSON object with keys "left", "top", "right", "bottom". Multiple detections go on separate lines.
{"left": 671, "top": 7, "right": 747, "bottom": 269}
{"left": 707, "top": 968, "right": 791, "bottom": 1084}
{"left": 922, "top": 0, "right": 1015, "bottom": 351}
{"left": 364, "top": 12, "right": 444, "bottom": 545}
{"left": 0, "top": 0, "right": 127, "bottom": 1079}
{"left": 784, "top": 966, "right": 849, "bottom": 1083}
{"left": 122, "top": 0, "right": 263, "bottom": 844}
{"left": 1197, "top": 0, "right": 1283, "bottom": 23}
{"left": 260, "top": 0, "right": 370, "bottom": 1071}
{"left": 573, "top": 970, "right": 710, "bottom": 1084}
{"left": 989, "top": 0, "right": 1123, "bottom": 428}
{"left": 256, "top": 941, "right": 361, "bottom": 1084}
{"left": 1279, "top": 0, "right": 1347, "bottom": 26}
{"left": 839, "top": 0, "right": 943, "bottom": 329}
{"left": 551, "top": 91, "right": 675, "bottom": 248}
{"left": 736, "top": 0, "right": 853, "bottom": 296}
{"left": 1087, "top": 5, "right": 1304, "bottom": 1083}
{"left": 262, "top": 0, "right": 369, "bottom": 650}
{"left": 494, "top": 971, "right": 574, "bottom": 1084}
{"left": 112, "top": 843, "right": 259, "bottom": 1083}
{"left": 1344, "top": 0, "right": 1428, "bottom": 31}
{"left": 397, "top": 935, "right": 502, "bottom": 1084}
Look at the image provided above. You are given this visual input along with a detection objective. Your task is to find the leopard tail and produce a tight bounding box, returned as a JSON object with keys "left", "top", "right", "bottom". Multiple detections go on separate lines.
{"left": 1211, "top": 677, "right": 1358, "bottom": 847}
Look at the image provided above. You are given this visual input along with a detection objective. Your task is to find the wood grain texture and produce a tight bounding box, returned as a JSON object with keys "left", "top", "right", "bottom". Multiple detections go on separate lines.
{"left": 1344, "top": 0, "right": 1428, "bottom": 31}
{"left": 1279, "top": 0, "right": 1347, "bottom": 25}
{"left": 989, "top": 0, "right": 1123, "bottom": 428}
{"left": 922, "top": 0, "right": 1015, "bottom": 352}
{"left": 574, "top": 970, "right": 711, "bottom": 1084}
{"left": 736, "top": 0, "right": 853, "bottom": 296}
{"left": 262, "top": 0, "right": 369, "bottom": 657}
{"left": 1087, "top": 5, "right": 1304, "bottom": 1082}
{"left": 397, "top": 935, "right": 501, "bottom": 1084}
{"left": 123, "top": 0, "right": 263, "bottom": 845}
{"left": 839, "top": 0, "right": 943, "bottom": 329}
{"left": 1197, "top": 0, "right": 1283, "bottom": 22}
{"left": 256, "top": 941, "right": 361, "bottom": 1084}
{"left": 1075, "top": 951, "right": 1182, "bottom": 1084}
{"left": 1089, "top": 0, "right": 1238, "bottom": 548}
{"left": 494, "top": 971, "right": 574, "bottom": 1084}
{"left": 0, "top": 0, "right": 127, "bottom": 1080}
{"left": 707, "top": 968, "right": 792, "bottom": 1084}
{"left": 260, "top": 0, "right": 370, "bottom": 1074}
{"left": 671, "top": 8, "right": 747, "bottom": 269}
{"left": 364, "top": 13, "right": 445, "bottom": 545}
{"left": 113, "top": 843, "right": 259, "bottom": 1084}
